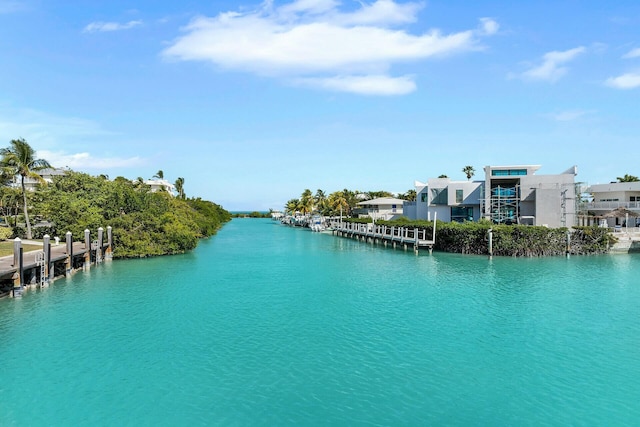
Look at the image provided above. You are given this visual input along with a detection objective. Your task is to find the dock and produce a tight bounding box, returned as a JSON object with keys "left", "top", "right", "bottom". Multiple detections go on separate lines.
{"left": 332, "top": 220, "right": 437, "bottom": 254}
{"left": 0, "top": 227, "right": 112, "bottom": 298}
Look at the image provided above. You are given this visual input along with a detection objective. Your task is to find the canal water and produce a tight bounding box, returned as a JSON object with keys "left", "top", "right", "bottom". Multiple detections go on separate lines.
{"left": 1, "top": 218, "right": 639, "bottom": 425}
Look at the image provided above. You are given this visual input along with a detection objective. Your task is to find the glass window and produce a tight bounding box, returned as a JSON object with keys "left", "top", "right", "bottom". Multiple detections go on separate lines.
{"left": 421, "top": 193, "right": 428, "bottom": 202}
{"left": 451, "top": 206, "right": 474, "bottom": 222}
{"left": 455, "top": 189, "right": 463, "bottom": 203}
{"left": 431, "top": 188, "right": 448, "bottom": 205}
{"left": 491, "top": 169, "right": 527, "bottom": 176}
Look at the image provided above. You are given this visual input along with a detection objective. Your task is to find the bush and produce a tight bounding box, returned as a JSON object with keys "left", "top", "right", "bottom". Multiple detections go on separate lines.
{"left": 0, "top": 227, "right": 12, "bottom": 240}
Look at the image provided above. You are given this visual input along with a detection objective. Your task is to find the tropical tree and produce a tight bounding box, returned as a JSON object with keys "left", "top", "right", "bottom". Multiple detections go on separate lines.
{"left": 438, "top": 174, "right": 448, "bottom": 178}
{"left": 364, "top": 190, "right": 394, "bottom": 200}
{"left": 398, "top": 189, "right": 417, "bottom": 201}
{"left": 300, "top": 189, "right": 314, "bottom": 214}
{"left": 153, "top": 170, "right": 164, "bottom": 180}
{"left": 327, "top": 191, "right": 348, "bottom": 217}
{"left": 285, "top": 198, "right": 301, "bottom": 215}
{"left": 0, "top": 138, "right": 52, "bottom": 239}
{"left": 462, "top": 165, "right": 475, "bottom": 181}
{"left": 616, "top": 174, "right": 639, "bottom": 182}
{"left": 314, "top": 189, "right": 327, "bottom": 213}
{"left": 175, "top": 177, "right": 185, "bottom": 199}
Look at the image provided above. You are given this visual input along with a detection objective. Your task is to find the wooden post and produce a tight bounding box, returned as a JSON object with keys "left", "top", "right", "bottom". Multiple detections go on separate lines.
{"left": 84, "top": 229, "right": 91, "bottom": 270}
{"left": 65, "top": 231, "right": 73, "bottom": 277}
{"left": 12, "top": 238, "right": 22, "bottom": 296}
{"left": 106, "top": 226, "right": 113, "bottom": 261}
{"left": 566, "top": 230, "right": 571, "bottom": 258}
{"left": 97, "top": 227, "right": 104, "bottom": 263}
{"left": 43, "top": 234, "right": 51, "bottom": 283}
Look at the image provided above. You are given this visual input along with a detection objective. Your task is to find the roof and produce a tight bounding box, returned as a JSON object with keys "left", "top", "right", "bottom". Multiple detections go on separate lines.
{"left": 357, "top": 197, "right": 406, "bottom": 206}
{"left": 588, "top": 181, "right": 640, "bottom": 192}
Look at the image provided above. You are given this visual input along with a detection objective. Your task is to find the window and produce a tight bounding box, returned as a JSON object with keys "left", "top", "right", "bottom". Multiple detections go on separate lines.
{"left": 431, "top": 188, "right": 448, "bottom": 205}
{"left": 491, "top": 169, "right": 527, "bottom": 176}
{"left": 421, "top": 193, "right": 428, "bottom": 203}
{"left": 451, "top": 206, "right": 474, "bottom": 222}
{"left": 455, "top": 189, "right": 463, "bottom": 204}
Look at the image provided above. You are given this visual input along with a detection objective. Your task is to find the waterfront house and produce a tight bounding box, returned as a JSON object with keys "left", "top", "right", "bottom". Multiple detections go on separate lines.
{"left": 404, "top": 165, "right": 579, "bottom": 227}
{"left": 585, "top": 181, "right": 640, "bottom": 227}
{"left": 144, "top": 178, "right": 175, "bottom": 194}
{"left": 11, "top": 167, "right": 68, "bottom": 191}
{"left": 355, "top": 197, "right": 405, "bottom": 221}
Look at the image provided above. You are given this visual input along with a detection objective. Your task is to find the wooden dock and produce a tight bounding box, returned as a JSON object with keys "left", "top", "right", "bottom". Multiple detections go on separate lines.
{"left": 0, "top": 227, "right": 112, "bottom": 298}
{"left": 332, "top": 220, "right": 437, "bottom": 254}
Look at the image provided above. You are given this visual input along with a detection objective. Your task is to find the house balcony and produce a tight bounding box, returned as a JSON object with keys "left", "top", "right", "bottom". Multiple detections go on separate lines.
{"left": 586, "top": 201, "right": 640, "bottom": 211}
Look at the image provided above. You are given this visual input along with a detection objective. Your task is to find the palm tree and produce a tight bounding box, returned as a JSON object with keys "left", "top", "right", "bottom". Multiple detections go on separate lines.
{"left": 616, "top": 174, "right": 639, "bottom": 182}
{"left": 314, "top": 189, "right": 327, "bottom": 213}
{"left": 174, "top": 177, "right": 185, "bottom": 199}
{"left": 462, "top": 166, "right": 475, "bottom": 181}
{"left": 0, "top": 138, "right": 52, "bottom": 239}
{"left": 153, "top": 170, "right": 164, "bottom": 180}
{"left": 398, "top": 189, "right": 417, "bottom": 201}
{"left": 285, "top": 198, "right": 301, "bottom": 215}
{"left": 438, "top": 174, "right": 448, "bottom": 178}
{"left": 300, "top": 189, "right": 314, "bottom": 214}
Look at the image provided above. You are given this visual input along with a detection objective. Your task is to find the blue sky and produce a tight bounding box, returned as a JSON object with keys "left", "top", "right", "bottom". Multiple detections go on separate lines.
{"left": 1, "top": 0, "right": 639, "bottom": 211}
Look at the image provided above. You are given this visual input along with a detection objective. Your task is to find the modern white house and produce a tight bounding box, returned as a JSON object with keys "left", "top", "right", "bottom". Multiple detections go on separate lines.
{"left": 585, "top": 181, "right": 640, "bottom": 226}
{"left": 404, "top": 165, "right": 579, "bottom": 228}
{"left": 354, "top": 197, "right": 405, "bottom": 220}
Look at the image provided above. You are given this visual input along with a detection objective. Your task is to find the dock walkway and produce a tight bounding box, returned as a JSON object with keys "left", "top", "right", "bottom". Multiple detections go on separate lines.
{"left": 332, "top": 221, "right": 436, "bottom": 254}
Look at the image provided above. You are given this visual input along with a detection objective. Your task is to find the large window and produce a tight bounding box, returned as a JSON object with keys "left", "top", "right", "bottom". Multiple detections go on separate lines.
{"left": 491, "top": 169, "right": 527, "bottom": 176}
{"left": 455, "top": 189, "right": 463, "bottom": 204}
{"left": 431, "top": 188, "right": 448, "bottom": 205}
{"left": 451, "top": 206, "right": 474, "bottom": 222}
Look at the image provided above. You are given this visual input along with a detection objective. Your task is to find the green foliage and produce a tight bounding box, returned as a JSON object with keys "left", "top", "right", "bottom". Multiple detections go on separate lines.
{"left": 375, "top": 219, "right": 612, "bottom": 256}
{"left": 31, "top": 171, "right": 230, "bottom": 258}
{"left": 0, "top": 227, "right": 11, "bottom": 240}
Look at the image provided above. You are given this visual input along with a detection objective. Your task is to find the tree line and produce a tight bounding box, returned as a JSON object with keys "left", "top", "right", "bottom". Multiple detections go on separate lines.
{"left": 0, "top": 138, "right": 230, "bottom": 257}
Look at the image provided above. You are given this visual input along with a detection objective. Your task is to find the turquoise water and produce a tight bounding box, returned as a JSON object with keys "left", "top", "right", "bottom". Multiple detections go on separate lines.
{"left": 1, "top": 218, "right": 639, "bottom": 425}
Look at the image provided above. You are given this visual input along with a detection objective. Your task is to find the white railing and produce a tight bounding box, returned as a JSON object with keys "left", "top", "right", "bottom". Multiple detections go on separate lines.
{"left": 587, "top": 201, "right": 640, "bottom": 210}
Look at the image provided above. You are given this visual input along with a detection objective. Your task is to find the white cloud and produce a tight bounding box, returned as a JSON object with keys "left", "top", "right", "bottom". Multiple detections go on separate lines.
{"left": 479, "top": 17, "right": 499, "bottom": 35}
{"left": 37, "top": 150, "right": 144, "bottom": 170}
{"left": 162, "top": 0, "right": 497, "bottom": 95}
{"left": 622, "top": 48, "right": 640, "bottom": 59}
{"left": 83, "top": 20, "right": 142, "bottom": 33}
{"left": 520, "top": 46, "right": 585, "bottom": 82}
{"left": 295, "top": 74, "right": 416, "bottom": 95}
{"left": 605, "top": 72, "right": 640, "bottom": 89}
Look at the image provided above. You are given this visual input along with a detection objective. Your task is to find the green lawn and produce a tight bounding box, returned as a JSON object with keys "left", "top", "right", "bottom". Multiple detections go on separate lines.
{"left": 0, "top": 241, "right": 44, "bottom": 257}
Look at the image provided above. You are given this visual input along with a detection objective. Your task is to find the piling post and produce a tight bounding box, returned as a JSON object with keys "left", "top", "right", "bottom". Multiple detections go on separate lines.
{"left": 488, "top": 228, "right": 493, "bottom": 260}
{"left": 12, "top": 238, "right": 22, "bottom": 296}
{"left": 566, "top": 230, "right": 571, "bottom": 258}
{"left": 43, "top": 234, "right": 51, "bottom": 284}
{"left": 97, "top": 227, "right": 104, "bottom": 263}
{"left": 65, "top": 231, "right": 73, "bottom": 277}
{"left": 106, "top": 226, "right": 113, "bottom": 261}
{"left": 84, "top": 229, "right": 91, "bottom": 270}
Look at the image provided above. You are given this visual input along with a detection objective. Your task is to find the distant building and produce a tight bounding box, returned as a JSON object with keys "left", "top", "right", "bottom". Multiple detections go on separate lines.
{"left": 354, "top": 197, "right": 405, "bottom": 220}
{"left": 11, "top": 168, "right": 68, "bottom": 191}
{"left": 404, "top": 165, "right": 579, "bottom": 228}
{"left": 144, "top": 178, "right": 175, "bottom": 194}
{"left": 585, "top": 181, "right": 640, "bottom": 226}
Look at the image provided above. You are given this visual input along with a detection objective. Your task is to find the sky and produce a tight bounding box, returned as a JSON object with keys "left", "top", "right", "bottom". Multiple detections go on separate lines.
{"left": 1, "top": 0, "right": 639, "bottom": 211}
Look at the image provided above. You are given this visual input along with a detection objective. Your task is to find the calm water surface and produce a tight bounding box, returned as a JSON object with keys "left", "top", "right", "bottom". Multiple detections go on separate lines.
{"left": 1, "top": 218, "right": 639, "bottom": 425}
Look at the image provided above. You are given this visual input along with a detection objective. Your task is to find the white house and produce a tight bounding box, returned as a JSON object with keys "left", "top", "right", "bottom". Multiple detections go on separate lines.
{"left": 144, "top": 178, "right": 175, "bottom": 194}
{"left": 11, "top": 167, "right": 68, "bottom": 191}
{"left": 355, "top": 197, "right": 404, "bottom": 220}
{"left": 404, "top": 165, "right": 579, "bottom": 227}
{"left": 585, "top": 181, "right": 640, "bottom": 226}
